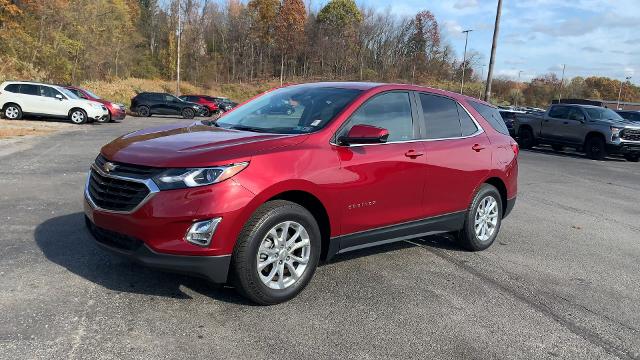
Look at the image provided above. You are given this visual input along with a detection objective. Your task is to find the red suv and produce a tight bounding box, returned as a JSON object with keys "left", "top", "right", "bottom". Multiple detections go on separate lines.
{"left": 179, "top": 95, "right": 219, "bottom": 117}
{"left": 65, "top": 86, "right": 126, "bottom": 122}
{"left": 84, "top": 82, "right": 518, "bottom": 304}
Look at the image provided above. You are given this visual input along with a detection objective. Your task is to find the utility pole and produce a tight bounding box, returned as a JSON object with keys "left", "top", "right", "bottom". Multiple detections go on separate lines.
{"left": 557, "top": 64, "right": 566, "bottom": 102}
{"left": 484, "top": 0, "right": 502, "bottom": 102}
{"left": 176, "top": 3, "right": 182, "bottom": 97}
{"left": 617, "top": 76, "right": 632, "bottom": 109}
{"left": 515, "top": 70, "right": 523, "bottom": 108}
{"left": 460, "top": 29, "right": 473, "bottom": 95}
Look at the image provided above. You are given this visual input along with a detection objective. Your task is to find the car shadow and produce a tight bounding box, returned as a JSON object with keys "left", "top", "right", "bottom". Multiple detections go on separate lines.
{"left": 34, "top": 212, "right": 253, "bottom": 305}
{"left": 523, "top": 146, "right": 627, "bottom": 162}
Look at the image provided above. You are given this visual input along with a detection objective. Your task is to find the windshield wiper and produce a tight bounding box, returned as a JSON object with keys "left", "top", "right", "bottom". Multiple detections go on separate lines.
{"left": 229, "top": 125, "right": 268, "bottom": 133}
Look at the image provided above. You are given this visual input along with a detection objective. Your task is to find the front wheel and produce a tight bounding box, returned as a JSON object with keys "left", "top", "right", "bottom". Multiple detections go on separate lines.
{"left": 624, "top": 154, "right": 640, "bottom": 162}
{"left": 231, "top": 200, "right": 321, "bottom": 305}
{"left": 200, "top": 108, "right": 211, "bottom": 117}
{"left": 182, "top": 108, "right": 195, "bottom": 119}
{"left": 137, "top": 105, "right": 150, "bottom": 117}
{"left": 69, "top": 109, "right": 87, "bottom": 124}
{"left": 455, "top": 184, "right": 502, "bottom": 251}
{"left": 585, "top": 136, "right": 606, "bottom": 160}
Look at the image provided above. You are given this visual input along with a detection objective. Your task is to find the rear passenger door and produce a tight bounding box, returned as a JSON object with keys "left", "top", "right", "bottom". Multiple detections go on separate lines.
{"left": 17, "top": 84, "right": 41, "bottom": 113}
{"left": 543, "top": 105, "right": 569, "bottom": 140}
{"left": 418, "top": 93, "right": 491, "bottom": 217}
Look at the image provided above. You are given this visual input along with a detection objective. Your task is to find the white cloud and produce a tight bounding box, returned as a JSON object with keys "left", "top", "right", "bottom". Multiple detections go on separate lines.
{"left": 453, "top": 0, "right": 478, "bottom": 10}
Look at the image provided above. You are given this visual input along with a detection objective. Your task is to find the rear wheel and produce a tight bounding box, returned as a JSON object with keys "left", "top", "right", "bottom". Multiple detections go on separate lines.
{"left": 69, "top": 109, "right": 87, "bottom": 124}
{"left": 137, "top": 105, "right": 150, "bottom": 117}
{"left": 182, "top": 108, "right": 195, "bottom": 119}
{"left": 231, "top": 200, "right": 321, "bottom": 305}
{"left": 455, "top": 184, "right": 502, "bottom": 251}
{"left": 3, "top": 104, "right": 22, "bottom": 120}
{"left": 585, "top": 136, "right": 606, "bottom": 160}
{"left": 551, "top": 144, "right": 564, "bottom": 152}
{"left": 200, "top": 108, "right": 211, "bottom": 117}
{"left": 624, "top": 154, "right": 640, "bottom": 162}
{"left": 518, "top": 127, "right": 535, "bottom": 149}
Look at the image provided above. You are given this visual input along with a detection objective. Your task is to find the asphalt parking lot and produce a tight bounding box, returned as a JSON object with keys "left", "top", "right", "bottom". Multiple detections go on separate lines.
{"left": 1, "top": 116, "right": 639, "bottom": 359}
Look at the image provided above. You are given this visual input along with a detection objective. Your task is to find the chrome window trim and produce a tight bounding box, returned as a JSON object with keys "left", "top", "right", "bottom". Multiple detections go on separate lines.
{"left": 85, "top": 164, "right": 160, "bottom": 215}
{"left": 330, "top": 95, "right": 485, "bottom": 147}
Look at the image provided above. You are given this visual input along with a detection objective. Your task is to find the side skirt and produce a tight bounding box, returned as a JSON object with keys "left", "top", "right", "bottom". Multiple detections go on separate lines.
{"left": 327, "top": 211, "right": 465, "bottom": 260}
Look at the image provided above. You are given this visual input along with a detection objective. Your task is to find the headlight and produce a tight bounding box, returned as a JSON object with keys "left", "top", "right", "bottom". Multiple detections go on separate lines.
{"left": 611, "top": 127, "right": 622, "bottom": 138}
{"left": 152, "top": 162, "right": 249, "bottom": 190}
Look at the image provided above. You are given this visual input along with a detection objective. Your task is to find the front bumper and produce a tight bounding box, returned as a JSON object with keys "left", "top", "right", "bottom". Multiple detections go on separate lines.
{"left": 607, "top": 141, "right": 640, "bottom": 155}
{"left": 85, "top": 216, "right": 231, "bottom": 283}
{"left": 110, "top": 108, "right": 126, "bottom": 120}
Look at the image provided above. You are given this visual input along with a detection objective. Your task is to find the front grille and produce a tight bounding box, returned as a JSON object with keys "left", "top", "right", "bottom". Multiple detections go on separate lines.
{"left": 622, "top": 128, "right": 640, "bottom": 142}
{"left": 86, "top": 216, "right": 143, "bottom": 251}
{"left": 88, "top": 169, "right": 150, "bottom": 212}
{"left": 95, "top": 154, "right": 164, "bottom": 179}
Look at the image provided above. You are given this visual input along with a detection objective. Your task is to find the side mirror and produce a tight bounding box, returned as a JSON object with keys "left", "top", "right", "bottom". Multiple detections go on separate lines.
{"left": 55, "top": 94, "right": 64, "bottom": 101}
{"left": 338, "top": 124, "right": 389, "bottom": 145}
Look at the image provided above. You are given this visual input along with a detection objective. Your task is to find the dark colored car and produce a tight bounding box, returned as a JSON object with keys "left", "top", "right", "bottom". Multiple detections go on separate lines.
{"left": 65, "top": 86, "right": 126, "bottom": 123}
{"left": 498, "top": 110, "right": 524, "bottom": 136}
{"left": 209, "top": 97, "right": 237, "bottom": 112}
{"left": 131, "top": 92, "right": 203, "bottom": 119}
{"left": 514, "top": 104, "right": 640, "bottom": 161}
{"left": 263, "top": 100, "right": 296, "bottom": 115}
{"left": 616, "top": 110, "right": 640, "bottom": 123}
{"left": 84, "top": 82, "right": 518, "bottom": 304}
{"left": 179, "top": 95, "right": 219, "bottom": 117}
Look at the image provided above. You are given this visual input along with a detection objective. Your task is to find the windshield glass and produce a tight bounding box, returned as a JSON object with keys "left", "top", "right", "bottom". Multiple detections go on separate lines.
{"left": 84, "top": 89, "right": 101, "bottom": 99}
{"left": 213, "top": 86, "right": 362, "bottom": 134}
{"left": 585, "top": 107, "right": 624, "bottom": 121}
{"left": 57, "top": 87, "right": 80, "bottom": 99}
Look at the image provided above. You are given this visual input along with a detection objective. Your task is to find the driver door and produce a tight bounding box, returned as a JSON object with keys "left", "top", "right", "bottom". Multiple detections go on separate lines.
{"left": 333, "top": 91, "right": 427, "bottom": 235}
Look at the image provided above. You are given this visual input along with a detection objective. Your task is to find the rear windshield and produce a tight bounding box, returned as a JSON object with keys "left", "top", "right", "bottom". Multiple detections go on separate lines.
{"left": 470, "top": 101, "right": 510, "bottom": 135}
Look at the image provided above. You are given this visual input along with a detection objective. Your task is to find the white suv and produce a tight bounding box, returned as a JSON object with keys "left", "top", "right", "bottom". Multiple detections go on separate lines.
{"left": 0, "top": 81, "right": 109, "bottom": 124}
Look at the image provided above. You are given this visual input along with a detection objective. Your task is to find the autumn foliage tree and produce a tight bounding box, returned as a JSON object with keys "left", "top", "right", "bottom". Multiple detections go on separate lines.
{"left": 274, "top": 0, "right": 306, "bottom": 84}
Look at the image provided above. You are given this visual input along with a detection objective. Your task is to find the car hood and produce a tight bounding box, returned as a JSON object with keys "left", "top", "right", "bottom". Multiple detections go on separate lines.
{"left": 101, "top": 122, "right": 308, "bottom": 168}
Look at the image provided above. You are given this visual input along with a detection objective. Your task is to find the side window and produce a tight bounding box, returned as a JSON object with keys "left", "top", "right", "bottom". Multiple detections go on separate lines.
{"left": 469, "top": 101, "right": 510, "bottom": 135}
{"left": 4, "top": 84, "right": 19, "bottom": 93}
{"left": 40, "top": 86, "right": 63, "bottom": 98}
{"left": 458, "top": 104, "right": 479, "bottom": 136}
{"left": 163, "top": 94, "right": 176, "bottom": 102}
{"left": 19, "top": 84, "right": 40, "bottom": 96}
{"left": 149, "top": 93, "right": 163, "bottom": 102}
{"left": 340, "top": 92, "right": 414, "bottom": 142}
{"left": 420, "top": 94, "right": 462, "bottom": 139}
{"left": 567, "top": 108, "right": 585, "bottom": 121}
{"left": 548, "top": 106, "right": 569, "bottom": 119}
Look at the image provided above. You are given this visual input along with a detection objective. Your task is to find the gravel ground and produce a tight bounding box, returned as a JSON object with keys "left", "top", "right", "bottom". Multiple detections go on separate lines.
{"left": 1, "top": 116, "right": 639, "bottom": 359}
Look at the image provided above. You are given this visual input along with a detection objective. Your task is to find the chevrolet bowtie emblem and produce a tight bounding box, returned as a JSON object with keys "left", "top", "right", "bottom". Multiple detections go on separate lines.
{"left": 103, "top": 162, "right": 117, "bottom": 173}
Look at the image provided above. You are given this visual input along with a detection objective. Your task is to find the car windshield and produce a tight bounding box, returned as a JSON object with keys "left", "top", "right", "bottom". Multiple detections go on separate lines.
{"left": 58, "top": 87, "right": 80, "bottom": 99}
{"left": 84, "top": 89, "right": 101, "bottom": 99}
{"left": 585, "top": 107, "right": 624, "bottom": 121}
{"left": 212, "top": 86, "right": 362, "bottom": 134}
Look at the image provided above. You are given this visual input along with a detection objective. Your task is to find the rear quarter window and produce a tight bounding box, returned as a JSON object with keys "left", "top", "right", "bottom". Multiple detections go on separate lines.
{"left": 469, "top": 101, "right": 510, "bottom": 135}
{"left": 4, "top": 84, "right": 19, "bottom": 93}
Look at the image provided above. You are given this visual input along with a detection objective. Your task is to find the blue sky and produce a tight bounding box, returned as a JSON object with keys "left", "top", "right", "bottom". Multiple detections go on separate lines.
{"left": 312, "top": 0, "right": 639, "bottom": 84}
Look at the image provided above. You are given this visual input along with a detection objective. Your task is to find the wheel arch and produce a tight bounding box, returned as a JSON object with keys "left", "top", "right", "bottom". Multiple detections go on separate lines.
{"left": 483, "top": 177, "right": 508, "bottom": 218}
{"left": 584, "top": 131, "right": 607, "bottom": 146}
{"left": 68, "top": 107, "right": 87, "bottom": 117}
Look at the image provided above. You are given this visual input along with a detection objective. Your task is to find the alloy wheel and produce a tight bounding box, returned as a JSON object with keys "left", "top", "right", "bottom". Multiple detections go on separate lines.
{"left": 256, "top": 221, "right": 311, "bottom": 290}
{"left": 5, "top": 106, "right": 19, "bottom": 119}
{"left": 474, "top": 196, "right": 499, "bottom": 241}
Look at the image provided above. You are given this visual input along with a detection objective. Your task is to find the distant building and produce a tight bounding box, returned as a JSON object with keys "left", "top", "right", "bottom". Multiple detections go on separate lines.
{"left": 552, "top": 98, "right": 640, "bottom": 111}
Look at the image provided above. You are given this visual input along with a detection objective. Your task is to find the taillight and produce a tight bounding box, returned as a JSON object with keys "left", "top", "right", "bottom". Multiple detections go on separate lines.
{"left": 511, "top": 142, "right": 519, "bottom": 157}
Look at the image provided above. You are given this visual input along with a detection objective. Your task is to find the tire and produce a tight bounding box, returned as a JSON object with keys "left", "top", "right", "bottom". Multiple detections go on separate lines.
{"left": 231, "top": 200, "right": 321, "bottom": 305}
{"left": 69, "top": 109, "right": 88, "bottom": 124}
{"left": 518, "top": 127, "right": 535, "bottom": 149}
{"left": 137, "top": 105, "right": 150, "bottom": 117}
{"left": 200, "top": 108, "right": 211, "bottom": 117}
{"left": 3, "top": 104, "right": 22, "bottom": 120}
{"left": 624, "top": 154, "right": 640, "bottom": 162}
{"left": 551, "top": 144, "right": 563, "bottom": 152}
{"left": 455, "top": 184, "right": 502, "bottom": 251}
{"left": 585, "top": 136, "right": 606, "bottom": 160}
{"left": 182, "top": 108, "right": 195, "bottom": 119}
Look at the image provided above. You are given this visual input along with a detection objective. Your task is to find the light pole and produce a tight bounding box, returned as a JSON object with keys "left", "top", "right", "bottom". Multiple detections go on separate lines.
{"left": 460, "top": 29, "right": 473, "bottom": 94}
{"left": 617, "top": 76, "right": 632, "bottom": 109}
{"left": 484, "top": 0, "right": 502, "bottom": 101}
{"left": 557, "top": 64, "right": 566, "bottom": 102}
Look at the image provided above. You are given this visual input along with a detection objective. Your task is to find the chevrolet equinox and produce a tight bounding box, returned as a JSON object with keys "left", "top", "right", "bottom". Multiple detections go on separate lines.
{"left": 84, "top": 82, "right": 518, "bottom": 304}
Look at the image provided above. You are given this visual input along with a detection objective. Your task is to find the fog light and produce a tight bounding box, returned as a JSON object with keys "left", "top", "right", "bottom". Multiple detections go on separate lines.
{"left": 185, "top": 218, "right": 221, "bottom": 247}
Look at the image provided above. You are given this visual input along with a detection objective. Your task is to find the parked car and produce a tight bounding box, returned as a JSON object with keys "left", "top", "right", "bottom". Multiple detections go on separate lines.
{"left": 263, "top": 100, "right": 296, "bottom": 115}
{"left": 65, "top": 86, "right": 126, "bottom": 123}
{"left": 0, "top": 81, "right": 108, "bottom": 124}
{"left": 209, "top": 97, "right": 237, "bottom": 112}
{"left": 499, "top": 109, "right": 525, "bottom": 136}
{"left": 616, "top": 110, "right": 640, "bottom": 123}
{"left": 131, "top": 92, "right": 203, "bottom": 119}
{"left": 179, "top": 95, "right": 219, "bottom": 117}
{"left": 514, "top": 104, "right": 640, "bottom": 162}
{"left": 84, "top": 82, "right": 518, "bottom": 304}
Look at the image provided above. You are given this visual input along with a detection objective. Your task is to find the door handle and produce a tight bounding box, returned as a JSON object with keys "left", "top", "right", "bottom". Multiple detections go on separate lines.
{"left": 472, "top": 144, "right": 485, "bottom": 152}
{"left": 404, "top": 150, "right": 424, "bottom": 159}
